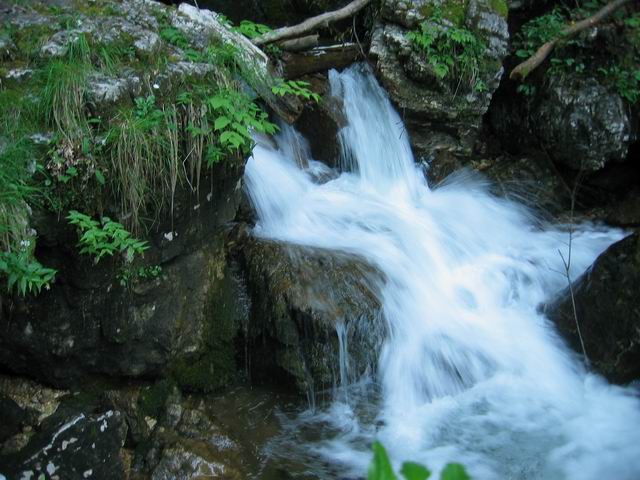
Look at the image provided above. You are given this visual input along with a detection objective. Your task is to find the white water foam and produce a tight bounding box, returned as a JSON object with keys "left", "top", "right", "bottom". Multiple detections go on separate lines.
{"left": 245, "top": 64, "right": 640, "bottom": 479}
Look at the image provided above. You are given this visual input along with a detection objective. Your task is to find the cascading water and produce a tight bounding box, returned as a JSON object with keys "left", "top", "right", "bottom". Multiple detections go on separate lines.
{"left": 244, "top": 64, "right": 640, "bottom": 479}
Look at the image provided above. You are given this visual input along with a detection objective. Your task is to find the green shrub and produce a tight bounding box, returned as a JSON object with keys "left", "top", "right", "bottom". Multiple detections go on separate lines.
{"left": 407, "top": 7, "right": 487, "bottom": 92}
{"left": 67, "top": 210, "right": 148, "bottom": 263}
{"left": 272, "top": 79, "right": 321, "bottom": 102}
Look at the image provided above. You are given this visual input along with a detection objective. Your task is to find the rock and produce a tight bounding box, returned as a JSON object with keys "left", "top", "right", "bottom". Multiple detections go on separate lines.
{"left": 0, "top": 395, "right": 27, "bottom": 443}
{"left": 240, "top": 237, "right": 385, "bottom": 394}
{"left": 136, "top": 395, "right": 243, "bottom": 479}
{"left": 173, "top": 2, "right": 302, "bottom": 122}
{"left": 1, "top": 409, "right": 128, "bottom": 480}
{"left": 371, "top": 0, "right": 509, "bottom": 161}
{"left": 546, "top": 233, "right": 640, "bottom": 384}
{"left": 481, "top": 153, "right": 571, "bottom": 214}
{"left": 0, "top": 163, "right": 248, "bottom": 389}
{"left": 531, "top": 77, "right": 636, "bottom": 172}
{"left": 293, "top": 76, "right": 347, "bottom": 168}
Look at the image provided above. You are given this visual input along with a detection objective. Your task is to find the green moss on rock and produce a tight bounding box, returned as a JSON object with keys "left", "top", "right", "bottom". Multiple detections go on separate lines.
{"left": 138, "top": 379, "right": 174, "bottom": 419}
{"left": 420, "top": 0, "right": 469, "bottom": 27}
{"left": 171, "top": 265, "right": 244, "bottom": 393}
{"left": 490, "top": 0, "right": 508, "bottom": 18}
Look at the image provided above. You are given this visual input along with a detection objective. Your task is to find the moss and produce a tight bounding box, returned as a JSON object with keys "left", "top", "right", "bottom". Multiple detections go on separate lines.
{"left": 138, "top": 379, "right": 174, "bottom": 418}
{"left": 8, "top": 22, "right": 55, "bottom": 60}
{"left": 171, "top": 265, "right": 243, "bottom": 392}
{"left": 421, "top": 0, "right": 469, "bottom": 27}
{"left": 490, "top": 0, "right": 508, "bottom": 18}
{"left": 72, "top": 0, "right": 120, "bottom": 17}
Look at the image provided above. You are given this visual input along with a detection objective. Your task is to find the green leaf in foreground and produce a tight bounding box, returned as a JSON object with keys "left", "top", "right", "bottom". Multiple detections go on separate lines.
{"left": 369, "top": 441, "right": 398, "bottom": 480}
{"left": 401, "top": 461, "right": 432, "bottom": 480}
{"left": 440, "top": 463, "right": 470, "bottom": 480}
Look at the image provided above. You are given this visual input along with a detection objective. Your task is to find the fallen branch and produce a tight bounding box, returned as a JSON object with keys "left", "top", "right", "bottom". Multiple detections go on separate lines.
{"left": 510, "top": 0, "right": 632, "bottom": 81}
{"left": 253, "top": 0, "right": 372, "bottom": 46}
{"left": 278, "top": 34, "right": 319, "bottom": 52}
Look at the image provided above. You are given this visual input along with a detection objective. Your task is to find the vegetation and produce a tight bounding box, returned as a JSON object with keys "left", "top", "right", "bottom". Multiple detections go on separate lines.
{"left": 368, "top": 442, "right": 470, "bottom": 480}
{"left": 0, "top": 0, "right": 328, "bottom": 295}
{"left": 272, "top": 79, "right": 322, "bottom": 102}
{"left": 66, "top": 210, "right": 148, "bottom": 263}
{"left": 513, "top": 1, "right": 640, "bottom": 102}
{"left": 406, "top": 7, "right": 488, "bottom": 93}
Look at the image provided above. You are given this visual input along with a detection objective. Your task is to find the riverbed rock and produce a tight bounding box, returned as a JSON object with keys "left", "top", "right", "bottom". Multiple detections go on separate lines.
{"left": 371, "top": 0, "right": 509, "bottom": 161}
{"left": 135, "top": 390, "right": 244, "bottom": 479}
{"left": 0, "top": 408, "right": 128, "bottom": 480}
{"left": 240, "top": 236, "right": 385, "bottom": 395}
{"left": 547, "top": 232, "right": 640, "bottom": 384}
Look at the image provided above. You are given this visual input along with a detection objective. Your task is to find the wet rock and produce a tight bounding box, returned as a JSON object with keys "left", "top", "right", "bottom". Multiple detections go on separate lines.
{"left": 136, "top": 393, "right": 243, "bottom": 480}
{"left": 0, "top": 162, "right": 247, "bottom": 389}
{"left": 0, "top": 395, "right": 27, "bottom": 443}
{"left": 294, "top": 76, "right": 347, "bottom": 168}
{"left": 531, "top": 77, "right": 636, "bottom": 172}
{"left": 241, "top": 236, "right": 385, "bottom": 394}
{"left": 547, "top": 233, "right": 640, "bottom": 384}
{"left": 371, "top": 0, "right": 509, "bottom": 161}
{"left": 1, "top": 409, "right": 128, "bottom": 480}
{"left": 480, "top": 153, "right": 571, "bottom": 214}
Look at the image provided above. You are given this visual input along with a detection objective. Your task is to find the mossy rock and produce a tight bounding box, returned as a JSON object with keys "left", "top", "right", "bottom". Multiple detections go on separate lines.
{"left": 171, "top": 264, "right": 247, "bottom": 393}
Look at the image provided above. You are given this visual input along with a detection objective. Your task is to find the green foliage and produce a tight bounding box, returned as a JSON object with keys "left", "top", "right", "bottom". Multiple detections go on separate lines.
{"left": 407, "top": 7, "right": 487, "bottom": 92}
{"left": 513, "top": 4, "right": 640, "bottom": 103}
{"left": 117, "top": 264, "right": 162, "bottom": 287}
{"left": 0, "top": 91, "right": 56, "bottom": 296}
{"left": 39, "top": 59, "right": 90, "bottom": 140}
{"left": 598, "top": 65, "right": 640, "bottom": 103}
{"left": 489, "top": 0, "right": 508, "bottom": 18}
{"left": 513, "top": 8, "right": 565, "bottom": 62}
{"left": 0, "top": 250, "right": 56, "bottom": 295}
{"left": 368, "top": 442, "right": 470, "bottom": 480}
{"left": 207, "top": 89, "right": 278, "bottom": 153}
{"left": 272, "top": 79, "right": 321, "bottom": 102}
{"left": 234, "top": 20, "right": 272, "bottom": 39}
{"left": 67, "top": 210, "right": 148, "bottom": 263}
{"left": 160, "top": 26, "right": 191, "bottom": 50}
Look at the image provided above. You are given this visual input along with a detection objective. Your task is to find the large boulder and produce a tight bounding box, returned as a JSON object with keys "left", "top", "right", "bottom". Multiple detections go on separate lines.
{"left": 0, "top": 164, "right": 248, "bottom": 390}
{"left": 240, "top": 236, "right": 385, "bottom": 394}
{"left": 546, "top": 232, "right": 640, "bottom": 384}
{"left": 531, "top": 77, "right": 636, "bottom": 172}
{"left": 370, "top": 0, "right": 509, "bottom": 160}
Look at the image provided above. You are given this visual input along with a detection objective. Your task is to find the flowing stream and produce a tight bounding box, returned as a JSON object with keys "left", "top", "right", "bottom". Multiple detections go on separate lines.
{"left": 244, "top": 64, "right": 640, "bottom": 479}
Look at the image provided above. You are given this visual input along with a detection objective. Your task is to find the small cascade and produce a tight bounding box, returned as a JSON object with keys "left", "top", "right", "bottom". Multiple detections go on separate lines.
{"left": 244, "top": 64, "right": 640, "bottom": 479}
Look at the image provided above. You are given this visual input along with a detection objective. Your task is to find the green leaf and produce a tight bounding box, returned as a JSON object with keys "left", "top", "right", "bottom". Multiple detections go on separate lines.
{"left": 94, "top": 169, "right": 106, "bottom": 185}
{"left": 401, "top": 462, "right": 431, "bottom": 480}
{"left": 440, "top": 463, "right": 470, "bottom": 480}
{"left": 368, "top": 442, "right": 398, "bottom": 480}
{"left": 214, "top": 115, "right": 231, "bottom": 131}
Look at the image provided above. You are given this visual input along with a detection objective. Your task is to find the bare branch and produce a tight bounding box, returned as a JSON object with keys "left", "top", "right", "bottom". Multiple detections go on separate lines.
{"left": 510, "top": 0, "right": 633, "bottom": 81}
{"left": 253, "top": 0, "right": 372, "bottom": 46}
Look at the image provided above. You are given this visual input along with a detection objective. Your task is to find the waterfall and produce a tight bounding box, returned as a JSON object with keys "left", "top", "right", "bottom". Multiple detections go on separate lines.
{"left": 245, "top": 64, "right": 640, "bottom": 480}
